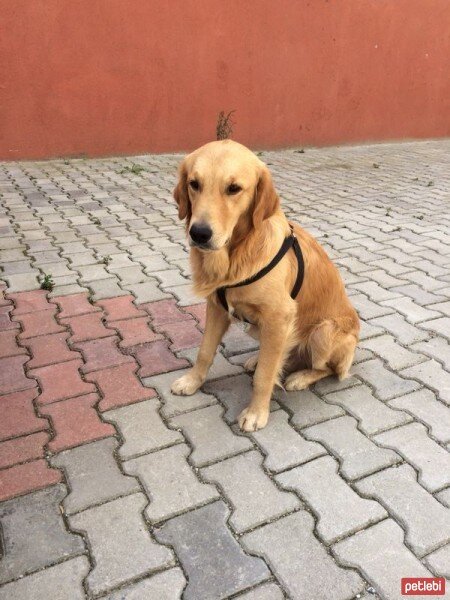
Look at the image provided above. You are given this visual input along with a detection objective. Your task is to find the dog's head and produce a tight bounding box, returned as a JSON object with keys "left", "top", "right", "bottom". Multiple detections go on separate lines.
{"left": 174, "top": 140, "right": 279, "bottom": 251}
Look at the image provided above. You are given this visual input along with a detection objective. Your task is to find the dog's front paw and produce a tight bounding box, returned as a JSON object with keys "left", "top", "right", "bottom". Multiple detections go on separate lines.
{"left": 238, "top": 406, "right": 269, "bottom": 432}
{"left": 243, "top": 354, "right": 258, "bottom": 372}
{"left": 171, "top": 372, "right": 203, "bottom": 396}
{"left": 285, "top": 371, "right": 310, "bottom": 391}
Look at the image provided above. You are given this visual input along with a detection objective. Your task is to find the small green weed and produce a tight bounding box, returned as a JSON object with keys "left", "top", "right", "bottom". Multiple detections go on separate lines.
{"left": 40, "top": 274, "right": 54, "bottom": 292}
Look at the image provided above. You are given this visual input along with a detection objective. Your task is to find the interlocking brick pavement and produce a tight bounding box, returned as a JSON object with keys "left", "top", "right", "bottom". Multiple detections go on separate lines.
{"left": 1, "top": 140, "right": 450, "bottom": 598}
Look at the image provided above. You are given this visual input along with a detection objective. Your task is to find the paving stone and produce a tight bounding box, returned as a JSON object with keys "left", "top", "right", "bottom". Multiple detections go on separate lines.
{"left": 170, "top": 404, "right": 252, "bottom": 466}
{"left": 96, "top": 295, "right": 146, "bottom": 321}
{"left": 183, "top": 302, "right": 207, "bottom": 329}
{"left": 369, "top": 313, "right": 430, "bottom": 344}
{"left": 389, "top": 389, "right": 450, "bottom": 443}
{"left": 103, "top": 398, "right": 182, "bottom": 459}
{"left": 402, "top": 359, "right": 450, "bottom": 405}
{"left": 0, "top": 556, "right": 90, "bottom": 600}
{"left": 0, "top": 305, "right": 19, "bottom": 332}
{"left": 412, "top": 336, "right": 450, "bottom": 370}
{"left": 181, "top": 346, "right": 243, "bottom": 380}
{"left": 0, "top": 388, "right": 47, "bottom": 440}
{"left": 23, "top": 331, "right": 80, "bottom": 368}
{"left": 359, "top": 334, "right": 426, "bottom": 370}
{"left": 249, "top": 409, "right": 326, "bottom": 472}
{"left": 61, "top": 311, "right": 114, "bottom": 342}
{"left": 0, "top": 484, "right": 85, "bottom": 583}
{"left": 155, "top": 501, "right": 269, "bottom": 600}
{"left": 203, "top": 373, "right": 278, "bottom": 424}
{"left": 277, "top": 455, "right": 386, "bottom": 544}
{"left": 0, "top": 329, "right": 26, "bottom": 358}
{"left": 126, "top": 280, "right": 170, "bottom": 303}
{"left": 31, "top": 359, "right": 96, "bottom": 404}
{"left": 374, "top": 422, "right": 450, "bottom": 492}
{"left": 333, "top": 520, "right": 437, "bottom": 600}
{"left": 424, "top": 544, "right": 450, "bottom": 579}
{"left": 51, "top": 437, "right": 140, "bottom": 513}
{"left": 74, "top": 336, "right": 134, "bottom": 373}
{"left": 242, "top": 511, "right": 363, "bottom": 600}
{"left": 389, "top": 284, "right": 447, "bottom": 307}
{"left": 87, "top": 277, "right": 128, "bottom": 300}
{"left": 352, "top": 281, "right": 401, "bottom": 302}
{"left": 0, "top": 458, "right": 63, "bottom": 501}
{"left": 356, "top": 464, "right": 450, "bottom": 557}
{"left": 69, "top": 493, "right": 174, "bottom": 596}
{"left": 304, "top": 415, "right": 400, "bottom": 480}
{"left": 351, "top": 292, "right": 394, "bottom": 320}
{"left": 236, "top": 582, "right": 285, "bottom": 600}
{"left": 420, "top": 316, "right": 450, "bottom": 340}
{"left": 381, "top": 296, "right": 442, "bottom": 323}
{"left": 52, "top": 292, "right": 100, "bottom": 318}
{"left": 313, "top": 373, "right": 360, "bottom": 395}
{"left": 359, "top": 319, "right": 385, "bottom": 340}
{"left": 325, "top": 384, "right": 412, "bottom": 435}
{"left": 159, "top": 317, "right": 203, "bottom": 351}
{"left": 15, "top": 308, "right": 65, "bottom": 339}
{"left": 8, "top": 289, "right": 50, "bottom": 313}
{"left": 352, "top": 359, "right": 418, "bottom": 400}
{"left": 143, "top": 369, "right": 217, "bottom": 417}
{"left": 0, "top": 355, "right": 34, "bottom": 395}
{"left": 104, "top": 568, "right": 187, "bottom": 600}
{"left": 274, "top": 388, "right": 344, "bottom": 428}
{"left": 125, "top": 443, "right": 218, "bottom": 523}
{"left": 141, "top": 298, "right": 192, "bottom": 327}
{"left": 0, "top": 431, "right": 49, "bottom": 469}
{"left": 4, "top": 272, "right": 40, "bottom": 292}
{"left": 221, "top": 324, "right": 260, "bottom": 355}
{"left": 133, "top": 340, "right": 189, "bottom": 377}
{"left": 109, "top": 315, "right": 163, "bottom": 348}
{"left": 40, "top": 393, "right": 115, "bottom": 452}
{"left": 436, "top": 487, "right": 450, "bottom": 508}
{"left": 202, "top": 450, "right": 300, "bottom": 532}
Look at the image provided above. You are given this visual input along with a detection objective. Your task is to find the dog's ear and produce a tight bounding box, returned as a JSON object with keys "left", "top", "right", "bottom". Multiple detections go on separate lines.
{"left": 173, "top": 160, "right": 191, "bottom": 221}
{"left": 252, "top": 167, "right": 280, "bottom": 228}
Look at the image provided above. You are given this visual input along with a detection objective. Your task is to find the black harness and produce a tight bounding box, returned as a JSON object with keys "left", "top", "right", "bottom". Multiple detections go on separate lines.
{"left": 216, "top": 224, "right": 304, "bottom": 323}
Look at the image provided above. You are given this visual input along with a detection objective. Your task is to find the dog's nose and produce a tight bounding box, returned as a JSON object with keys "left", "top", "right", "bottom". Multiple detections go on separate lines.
{"left": 190, "top": 223, "right": 212, "bottom": 246}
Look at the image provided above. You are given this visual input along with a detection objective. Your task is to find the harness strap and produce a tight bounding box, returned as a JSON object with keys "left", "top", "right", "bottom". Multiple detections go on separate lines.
{"left": 216, "top": 225, "right": 304, "bottom": 317}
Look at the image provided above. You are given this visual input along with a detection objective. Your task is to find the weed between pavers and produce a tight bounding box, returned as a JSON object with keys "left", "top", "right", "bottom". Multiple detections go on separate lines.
{"left": 40, "top": 273, "right": 55, "bottom": 291}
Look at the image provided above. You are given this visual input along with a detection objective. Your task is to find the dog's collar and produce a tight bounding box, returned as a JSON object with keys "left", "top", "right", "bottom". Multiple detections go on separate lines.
{"left": 216, "top": 224, "right": 304, "bottom": 323}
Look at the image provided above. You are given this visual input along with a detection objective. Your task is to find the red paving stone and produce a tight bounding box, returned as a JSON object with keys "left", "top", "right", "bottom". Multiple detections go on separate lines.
{"left": 183, "top": 303, "right": 207, "bottom": 331}
{"left": 161, "top": 318, "right": 203, "bottom": 351}
{"left": 0, "top": 459, "right": 62, "bottom": 502}
{"left": 8, "top": 290, "right": 50, "bottom": 314}
{"left": 52, "top": 293, "right": 100, "bottom": 319}
{"left": 40, "top": 394, "right": 115, "bottom": 452}
{"left": 0, "top": 388, "right": 48, "bottom": 441}
{"left": 0, "top": 431, "right": 49, "bottom": 469}
{"left": 23, "top": 332, "right": 80, "bottom": 369}
{"left": 97, "top": 295, "right": 146, "bottom": 322}
{"left": 85, "top": 363, "right": 156, "bottom": 411}
{"left": 0, "top": 355, "right": 34, "bottom": 395}
{"left": 0, "top": 305, "right": 19, "bottom": 332}
{"left": 111, "top": 316, "right": 163, "bottom": 349}
{"left": 141, "top": 298, "right": 191, "bottom": 327}
{"left": 133, "top": 340, "right": 189, "bottom": 378}
{"left": 15, "top": 308, "right": 65, "bottom": 340}
{"left": 31, "top": 359, "right": 96, "bottom": 405}
{"left": 74, "top": 336, "right": 134, "bottom": 373}
{"left": 0, "top": 329, "right": 27, "bottom": 359}
{"left": 61, "top": 312, "right": 114, "bottom": 343}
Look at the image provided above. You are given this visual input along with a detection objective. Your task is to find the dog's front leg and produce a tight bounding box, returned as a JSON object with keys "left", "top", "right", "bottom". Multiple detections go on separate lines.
{"left": 238, "top": 316, "right": 291, "bottom": 432}
{"left": 171, "top": 297, "right": 229, "bottom": 396}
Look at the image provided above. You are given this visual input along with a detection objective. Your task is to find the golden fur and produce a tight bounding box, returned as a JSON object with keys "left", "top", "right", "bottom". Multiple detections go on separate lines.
{"left": 171, "top": 140, "right": 359, "bottom": 431}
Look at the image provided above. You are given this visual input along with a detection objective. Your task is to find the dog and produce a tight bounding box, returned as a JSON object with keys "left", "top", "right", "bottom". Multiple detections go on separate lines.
{"left": 171, "top": 139, "right": 359, "bottom": 431}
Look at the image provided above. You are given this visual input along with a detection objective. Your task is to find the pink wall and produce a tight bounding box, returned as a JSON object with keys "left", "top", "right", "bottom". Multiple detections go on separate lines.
{"left": 1, "top": 0, "right": 450, "bottom": 159}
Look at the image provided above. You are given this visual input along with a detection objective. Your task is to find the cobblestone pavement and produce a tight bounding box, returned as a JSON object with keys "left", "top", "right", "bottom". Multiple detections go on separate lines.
{"left": 1, "top": 140, "right": 450, "bottom": 599}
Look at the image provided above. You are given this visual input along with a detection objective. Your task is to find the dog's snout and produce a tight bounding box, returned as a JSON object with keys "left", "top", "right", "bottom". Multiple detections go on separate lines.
{"left": 190, "top": 223, "right": 212, "bottom": 246}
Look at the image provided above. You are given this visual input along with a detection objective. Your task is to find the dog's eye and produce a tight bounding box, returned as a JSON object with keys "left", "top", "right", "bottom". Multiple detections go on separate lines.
{"left": 226, "top": 183, "right": 242, "bottom": 195}
{"left": 189, "top": 180, "right": 200, "bottom": 191}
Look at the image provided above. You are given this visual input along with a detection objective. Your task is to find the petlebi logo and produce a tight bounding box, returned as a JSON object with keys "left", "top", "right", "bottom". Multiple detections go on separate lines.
{"left": 401, "top": 578, "right": 446, "bottom": 596}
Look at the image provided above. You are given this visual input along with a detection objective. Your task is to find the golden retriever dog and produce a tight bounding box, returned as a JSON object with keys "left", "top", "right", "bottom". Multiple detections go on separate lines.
{"left": 171, "top": 140, "right": 359, "bottom": 431}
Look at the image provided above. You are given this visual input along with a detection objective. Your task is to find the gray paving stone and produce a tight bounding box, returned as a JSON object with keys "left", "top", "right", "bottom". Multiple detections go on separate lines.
{"left": 333, "top": 520, "right": 437, "bottom": 600}
{"left": 374, "top": 422, "right": 450, "bottom": 492}
{"left": 203, "top": 374, "right": 279, "bottom": 424}
{"left": 352, "top": 358, "right": 418, "bottom": 400}
{"left": 202, "top": 450, "right": 300, "bottom": 532}
{"left": 351, "top": 292, "right": 394, "bottom": 320}
{"left": 424, "top": 544, "right": 450, "bottom": 579}
{"left": 402, "top": 359, "right": 450, "bottom": 406}
{"left": 87, "top": 277, "right": 128, "bottom": 300}
{"left": 0, "top": 484, "right": 85, "bottom": 584}
{"left": 154, "top": 501, "right": 270, "bottom": 600}
{"left": 313, "top": 373, "right": 360, "bottom": 395}
{"left": 359, "top": 319, "right": 386, "bottom": 340}
{"left": 69, "top": 493, "right": 174, "bottom": 596}
{"left": 412, "top": 336, "right": 450, "bottom": 370}
{"left": 4, "top": 272, "right": 40, "bottom": 291}
{"left": 277, "top": 455, "right": 386, "bottom": 544}
{"left": 103, "top": 568, "right": 187, "bottom": 600}
{"left": 359, "top": 334, "right": 426, "bottom": 370}
{"left": 103, "top": 399, "right": 183, "bottom": 459}
{"left": 126, "top": 280, "right": 170, "bottom": 303}
{"left": 352, "top": 281, "right": 402, "bottom": 302}
{"left": 165, "top": 283, "right": 203, "bottom": 306}
{"left": 249, "top": 409, "right": 326, "bottom": 472}
{"left": 142, "top": 369, "right": 217, "bottom": 418}
{"left": 170, "top": 405, "right": 252, "bottom": 466}
{"left": 236, "top": 582, "right": 285, "bottom": 600}
{"left": 51, "top": 438, "right": 140, "bottom": 513}
{"left": 0, "top": 556, "right": 90, "bottom": 600}
{"left": 436, "top": 487, "right": 450, "bottom": 508}
{"left": 420, "top": 316, "right": 450, "bottom": 339}
{"left": 325, "top": 384, "right": 412, "bottom": 435}
{"left": 389, "top": 389, "right": 450, "bottom": 443}
{"left": 381, "top": 296, "right": 442, "bottom": 323}
{"left": 389, "top": 284, "right": 447, "bottom": 307}
{"left": 181, "top": 347, "right": 243, "bottom": 381}
{"left": 124, "top": 443, "right": 219, "bottom": 523}
{"left": 369, "top": 313, "right": 430, "bottom": 344}
{"left": 242, "top": 511, "right": 363, "bottom": 600}
{"left": 274, "top": 388, "right": 344, "bottom": 428}
{"left": 356, "top": 464, "right": 450, "bottom": 557}
{"left": 303, "top": 416, "right": 400, "bottom": 480}
{"left": 221, "top": 324, "right": 260, "bottom": 356}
